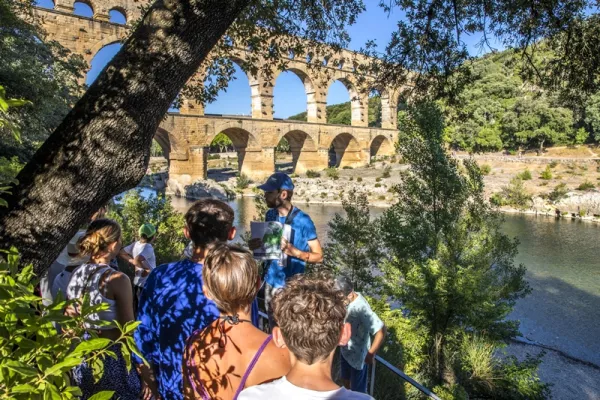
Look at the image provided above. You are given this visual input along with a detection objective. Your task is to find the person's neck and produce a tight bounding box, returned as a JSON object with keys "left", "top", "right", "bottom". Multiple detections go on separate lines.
{"left": 190, "top": 246, "right": 208, "bottom": 264}
{"left": 285, "top": 352, "right": 339, "bottom": 392}
{"left": 91, "top": 254, "right": 111, "bottom": 265}
{"left": 277, "top": 201, "right": 293, "bottom": 217}
{"left": 221, "top": 308, "right": 252, "bottom": 321}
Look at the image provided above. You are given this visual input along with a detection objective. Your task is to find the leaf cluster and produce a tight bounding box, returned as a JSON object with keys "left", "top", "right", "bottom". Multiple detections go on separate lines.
{"left": 0, "top": 247, "right": 141, "bottom": 399}
{"left": 108, "top": 190, "right": 187, "bottom": 266}
{"left": 377, "top": 103, "right": 533, "bottom": 393}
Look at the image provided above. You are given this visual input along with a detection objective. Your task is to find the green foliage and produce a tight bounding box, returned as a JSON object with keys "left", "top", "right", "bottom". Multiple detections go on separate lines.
{"left": 480, "top": 164, "right": 492, "bottom": 175}
{"left": 150, "top": 140, "right": 164, "bottom": 157}
{"left": 210, "top": 133, "right": 234, "bottom": 153}
{"left": 108, "top": 190, "right": 186, "bottom": 265}
{"left": 288, "top": 96, "right": 385, "bottom": 127}
{"left": 517, "top": 169, "right": 532, "bottom": 180}
{"left": 0, "top": 247, "right": 141, "bottom": 399}
{"left": 276, "top": 137, "right": 290, "bottom": 153}
{"left": 236, "top": 173, "right": 251, "bottom": 189}
{"left": 548, "top": 183, "right": 568, "bottom": 203}
{"left": 375, "top": 177, "right": 382, "bottom": 182}
{"left": 324, "top": 190, "right": 382, "bottom": 292}
{"left": 381, "top": 166, "right": 392, "bottom": 178}
{"left": 0, "top": 156, "right": 24, "bottom": 182}
{"left": 306, "top": 169, "right": 321, "bottom": 178}
{"left": 0, "top": 87, "right": 28, "bottom": 206}
{"left": 458, "top": 336, "right": 550, "bottom": 399}
{"left": 325, "top": 167, "right": 339, "bottom": 179}
{"left": 0, "top": 3, "right": 85, "bottom": 160}
{"left": 380, "top": 103, "right": 533, "bottom": 394}
{"left": 356, "top": 177, "right": 363, "bottom": 182}
{"left": 549, "top": 161, "right": 558, "bottom": 168}
{"left": 374, "top": 183, "right": 382, "bottom": 188}
{"left": 493, "top": 178, "right": 532, "bottom": 209}
{"left": 577, "top": 181, "right": 595, "bottom": 191}
{"left": 442, "top": 50, "right": 578, "bottom": 152}
{"left": 585, "top": 92, "right": 600, "bottom": 142}
{"left": 539, "top": 166, "right": 553, "bottom": 180}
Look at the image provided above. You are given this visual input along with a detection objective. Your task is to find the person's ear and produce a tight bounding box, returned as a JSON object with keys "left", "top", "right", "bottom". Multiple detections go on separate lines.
{"left": 184, "top": 226, "right": 191, "bottom": 240}
{"left": 338, "top": 322, "right": 351, "bottom": 346}
{"left": 272, "top": 327, "right": 287, "bottom": 349}
{"left": 227, "top": 226, "right": 237, "bottom": 241}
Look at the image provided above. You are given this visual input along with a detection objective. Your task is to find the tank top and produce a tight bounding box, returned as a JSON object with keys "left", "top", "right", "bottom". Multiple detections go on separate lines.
{"left": 186, "top": 334, "right": 273, "bottom": 400}
{"left": 66, "top": 263, "right": 119, "bottom": 330}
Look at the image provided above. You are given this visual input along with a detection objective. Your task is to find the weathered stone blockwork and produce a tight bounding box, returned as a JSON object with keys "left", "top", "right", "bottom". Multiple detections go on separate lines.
{"left": 35, "top": 5, "right": 400, "bottom": 182}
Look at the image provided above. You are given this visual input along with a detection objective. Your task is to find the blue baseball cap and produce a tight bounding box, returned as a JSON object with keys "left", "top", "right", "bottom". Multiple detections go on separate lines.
{"left": 257, "top": 172, "right": 295, "bottom": 191}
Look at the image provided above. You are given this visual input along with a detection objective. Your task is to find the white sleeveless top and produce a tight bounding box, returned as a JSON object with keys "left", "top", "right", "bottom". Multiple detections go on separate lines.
{"left": 66, "top": 263, "right": 118, "bottom": 330}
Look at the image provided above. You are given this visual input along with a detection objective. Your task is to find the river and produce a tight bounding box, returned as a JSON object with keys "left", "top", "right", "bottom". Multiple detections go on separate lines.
{"left": 167, "top": 195, "right": 600, "bottom": 367}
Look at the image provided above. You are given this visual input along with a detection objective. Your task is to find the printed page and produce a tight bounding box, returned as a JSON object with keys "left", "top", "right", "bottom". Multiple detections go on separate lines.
{"left": 251, "top": 221, "right": 284, "bottom": 260}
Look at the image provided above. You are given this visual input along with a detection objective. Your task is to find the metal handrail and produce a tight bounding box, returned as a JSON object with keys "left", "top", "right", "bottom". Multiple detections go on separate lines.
{"left": 257, "top": 311, "right": 440, "bottom": 399}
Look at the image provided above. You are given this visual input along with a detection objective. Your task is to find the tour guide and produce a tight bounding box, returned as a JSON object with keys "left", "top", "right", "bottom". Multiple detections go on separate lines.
{"left": 251, "top": 172, "right": 323, "bottom": 311}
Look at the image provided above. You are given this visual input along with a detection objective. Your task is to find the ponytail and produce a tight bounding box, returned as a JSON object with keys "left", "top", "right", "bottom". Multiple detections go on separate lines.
{"left": 78, "top": 219, "right": 121, "bottom": 257}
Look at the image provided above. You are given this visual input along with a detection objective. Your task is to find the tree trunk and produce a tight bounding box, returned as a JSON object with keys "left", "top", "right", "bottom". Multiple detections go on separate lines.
{"left": 0, "top": 0, "right": 250, "bottom": 274}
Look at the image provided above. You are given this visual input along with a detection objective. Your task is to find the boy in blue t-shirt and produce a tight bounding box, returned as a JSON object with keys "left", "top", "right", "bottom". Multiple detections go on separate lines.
{"left": 250, "top": 173, "right": 323, "bottom": 317}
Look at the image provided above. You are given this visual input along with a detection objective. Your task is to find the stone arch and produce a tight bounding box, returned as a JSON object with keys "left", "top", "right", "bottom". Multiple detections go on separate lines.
{"left": 328, "top": 132, "right": 362, "bottom": 168}
{"left": 272, "top": 67, "right": 315, "bottom": 118}
{"left": 203, "top": 56, "right": 254, "bottom": 117}
{"left": 326, "top": 75, "right": 366, "bottom": 127}
{"left": 276, "top": 130, "right": 317, "bottom": 173}
{"left": 73, "top": 0, "right": 94, "bottom": 16}
{"left": 154, "top": 128, "right": 172, "bottom": 158}
{"left": 108, "top": 7, "right": 127, "bottom": 23}
{"left": 87, "top": 35, "right": 126, "bottom": 64}
{"left": 206, "top": 127, "right": 260, "bottom": 180}
{"left": 370, "top": 135, "right": 395, "bottom": 159}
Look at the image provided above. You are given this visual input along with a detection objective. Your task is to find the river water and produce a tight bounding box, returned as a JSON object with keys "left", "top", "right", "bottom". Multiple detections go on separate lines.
{"left": 167, "top": 195, "right": 600, "bottom": 366}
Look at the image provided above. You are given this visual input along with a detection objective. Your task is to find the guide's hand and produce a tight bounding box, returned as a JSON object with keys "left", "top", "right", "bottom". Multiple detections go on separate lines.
{"left": 248, "top": 238, "right": 263, "bottom": 250}
{"left": 281, "top": 237, "right": 298, "bottom": 257}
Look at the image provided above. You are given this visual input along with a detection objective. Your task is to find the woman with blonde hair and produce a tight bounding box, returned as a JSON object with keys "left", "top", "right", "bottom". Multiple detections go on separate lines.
{"left": 66, "top": 218, "right": 142, "bottom": 399}
{"left": 183, "top": 243, "right": 291, "bottom": 400}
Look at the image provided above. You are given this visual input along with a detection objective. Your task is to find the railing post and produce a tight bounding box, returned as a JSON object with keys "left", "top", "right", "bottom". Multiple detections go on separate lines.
{"left": 369, "top": 360, "right": 376, "bottom": 396}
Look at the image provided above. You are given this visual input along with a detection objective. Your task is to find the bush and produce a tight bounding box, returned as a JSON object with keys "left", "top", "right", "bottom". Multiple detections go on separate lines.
{"left": 381, "top": 166, "right": 392, "bottom": 178}
{"left": 342, "top": 166, "right": 353, "bottom": 169}
{"left": 548, "top": 183, "right": 568, "bottom": 202}
{"left": 549, "top": 161, "right": 558, "bottom": 168}
{"left": 491, "top": 178, "right": 531, "bottom": 209}
{"left": 108, "top": 190, "right": 187, "bottom": 265}
{"left": 577, "top": 181, "right": 595, "bottom": 191}
{"left": 579, "top": 209, "right": 587, "bottom": 217}
{"left": 517, "top": 169, "right": 532, "bottom": 180}
{"left": 306, "top": 170, "right": 321, "bottom": 178}
{"left": 236, "top": 173, "right": 251, "bottom": 189}
{"left": 378, "top": 195, "right": 386, "bottom": 200}
{"left": 357, "top": 177, "right": 363, "bottom": 182}
{"left": 325, "top": 167, "right": 339, "bottom": 179}
{"left": 349, "top": 176, "right": 354, "bottom": 181}
{"left": 0, "top": 248, "right": 141, "bottom": 399}
{"left": 480, "top": 164, "right": 492, "bottom": 175}
{"left": 374, "top": 183, "right": 382, "bottom": 188}
{"left": 539, "top": 166, "right": 552, "bottom": 180}
{"left": 320, "top": 192, "right": 327, "bottom": 198}
{"left": 376, "top": 177, "right": 382, "bottom": 182}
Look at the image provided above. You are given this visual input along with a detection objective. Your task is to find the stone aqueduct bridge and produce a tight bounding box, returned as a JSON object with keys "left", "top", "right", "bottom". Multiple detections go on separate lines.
{"left": 35, "top": 2, "right": 401, "bottom": 181}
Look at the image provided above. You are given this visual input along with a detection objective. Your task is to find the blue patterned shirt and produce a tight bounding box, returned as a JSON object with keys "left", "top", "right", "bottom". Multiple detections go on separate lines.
{"left": 134, "top": 259, "right": 219, "bottom": 400}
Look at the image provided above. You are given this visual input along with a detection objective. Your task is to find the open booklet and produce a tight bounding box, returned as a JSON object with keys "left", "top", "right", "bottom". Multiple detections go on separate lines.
{"left": 251, "top": 221, "right": 292, "bottom": 263}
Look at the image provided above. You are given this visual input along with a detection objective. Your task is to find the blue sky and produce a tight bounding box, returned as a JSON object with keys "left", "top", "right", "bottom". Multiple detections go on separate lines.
{"left": 36, "top": 0, "right": 496, "bottom": 118}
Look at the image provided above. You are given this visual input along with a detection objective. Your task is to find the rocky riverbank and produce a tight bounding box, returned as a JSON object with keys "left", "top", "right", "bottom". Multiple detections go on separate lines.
{"left": 146, "top": 147, "right": 600, "bottom": 221}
